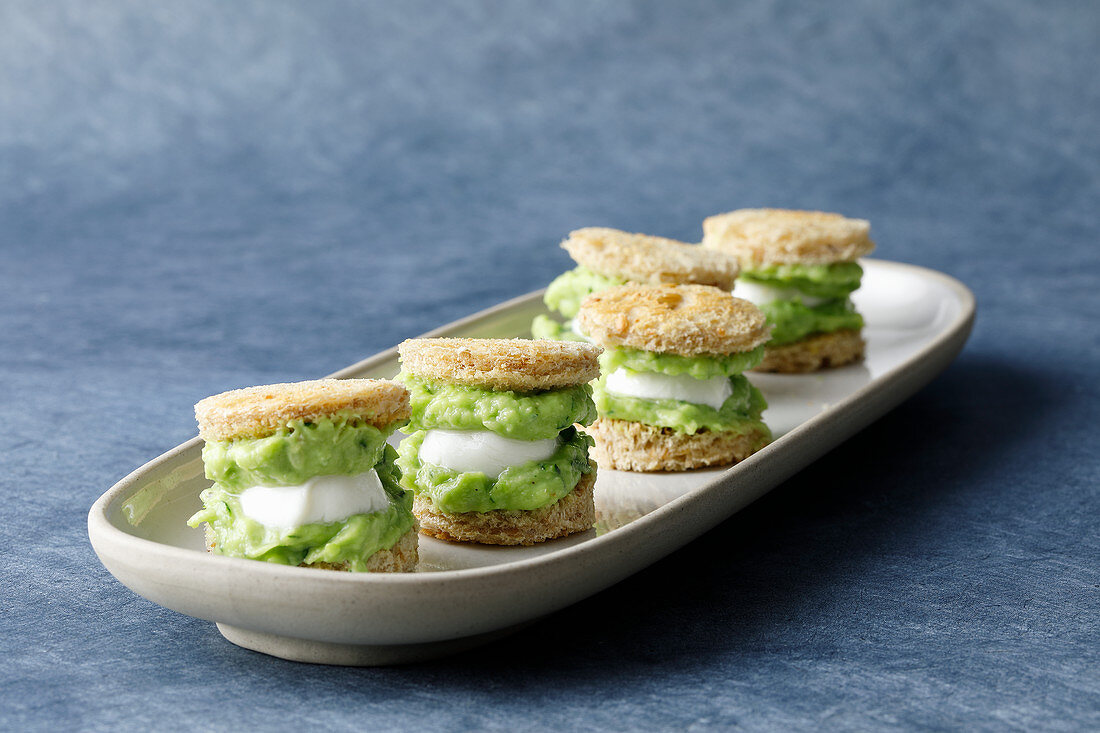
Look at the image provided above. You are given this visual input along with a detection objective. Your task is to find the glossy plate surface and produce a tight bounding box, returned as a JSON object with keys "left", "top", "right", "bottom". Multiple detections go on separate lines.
{"left": 88, "top": 259, "right": 975, "bottom": 665}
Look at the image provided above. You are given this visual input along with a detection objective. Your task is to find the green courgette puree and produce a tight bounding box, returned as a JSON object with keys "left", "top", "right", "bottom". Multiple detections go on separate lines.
{"left": 399, "top": 372, "right": 596, "bottom": 440}
{"left": 600, "top": 344, "right": 765, "bottom": 379}
{"left": 396, "top": 372, "right": 597, "bottom": 514}
{"left": 591, "top": 345, "right": 769, "bottom": 438}
{"left": 530, "top": 314, "right": 587, "bottom": 342}
{"left": 756, "top": 299, "right": 864, "bottom": 345}
{"left": 397, "top": 428, "right": 594, "bottom": 513}
{"left": 593, "top": 372, "right": 770, "bottom": 437}
{"left": 187, "top": 416, "right": 414, "bottom": 570}
{"left": 532, "top": 265, "right": 625, "bottom": 341}
{"left": 741, "top": 262, "right": 865, "bottom": 345}
{"left": 543, "top": 265, "right": 625, "bottom": 319}
{"left": 200, "top": 412, "right": 390, "bottom": 491}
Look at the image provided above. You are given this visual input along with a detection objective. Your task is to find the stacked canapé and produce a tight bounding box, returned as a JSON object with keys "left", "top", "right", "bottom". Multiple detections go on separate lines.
{"left": 576, "top": 283, "right": 772, "bottom": 472}
{"left": 702, "top": 208, "right": 875, "bottom": 372}
{"left": 396, "top": 338, "right": 602, "bottom": 545}
{"left": 187, "top": 379, "right": 417, "bottom": 572}
{"left": 532, "top": 227, "right": 740, "bottom": 341}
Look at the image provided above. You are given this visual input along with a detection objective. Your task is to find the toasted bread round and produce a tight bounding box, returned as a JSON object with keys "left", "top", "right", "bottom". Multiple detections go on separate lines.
{"left": 575, "top": 283, "right": 770, "bottom": 356}
{"left": 195, "top": 379, "right": 410, "bottom": 442}
{"left": 563, "top": 227, "right": 739, "bottom": 289}
{"left": 413, "top": 470, "right": 595, "bottom": 546}
{"left": 702, "top": 209, "right": 875, "bottom": 266}
{"left": 754, "top": 329, "right": 865, "bottom": 373}
{"left": 587, "top": 418, "right": 770, "bottom": 472}
{"left": 399, "top": 338, "right": 602, "bottom": 392}
{"left": 205, "top": 525, "right": 419, "bottom": 573}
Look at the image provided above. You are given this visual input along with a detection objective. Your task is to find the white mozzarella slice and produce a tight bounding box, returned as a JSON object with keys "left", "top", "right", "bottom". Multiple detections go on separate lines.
{"left": 419, "top": 429, "right": 558, "bottom": 477}
{"left": 734, "top": 279, "right": 830, "bottom": 307}
{"left": 605, "top": 368, "right": 733, "bottom": 410}
{"left": 238, "top": 470, "right": 390, "bottom": 530}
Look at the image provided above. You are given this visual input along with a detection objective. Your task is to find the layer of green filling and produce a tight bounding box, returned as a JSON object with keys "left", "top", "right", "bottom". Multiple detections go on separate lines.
{"left": 740, "top": 262, "right": 863, "bottom": 299}
{"left": 757, "top": 299, "right": 864, "bottom": 346}
{"left": 398, "top": 371, "right": 597, "bottom": 440}
{"left": 530, "top": 314, "right": 588, "bottom": 342}
{"left": 542, "top": 265, "right": 625, "bottom": 319}
{"left": 600, "top": 345, "right": 765, "bottom": 379}
{"left": 398, "top": 428, "right": 594, "bottom": 514}
{"left": 187, "top": 446, "right": 415, "bottom": 570}
{"left": 201, "top": 412, "right": 391, "bottom": 492}
{"left": 593, "top": 373, "right": 770, "bottom": 436}
{"left": 740, "top": 262, "right": 865, "bottom": 345}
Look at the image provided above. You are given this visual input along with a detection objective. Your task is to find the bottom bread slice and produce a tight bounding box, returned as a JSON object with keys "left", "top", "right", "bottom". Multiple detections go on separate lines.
{"left": 587, "top": 418, "right": 770, "bottom": 472}
{"left": 753, "top": 328, "right": 864, "bottom": 373}
{"left": 205, "top": 524, "right": 419, "bottom": 572}
{"left": 414, "top": 470, "right": 596, "bottom": 546}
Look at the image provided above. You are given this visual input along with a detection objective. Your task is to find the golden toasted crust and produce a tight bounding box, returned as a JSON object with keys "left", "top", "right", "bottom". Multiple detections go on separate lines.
{"left": 753, "top": 329, "right": 865, "bottom": 373}
{"left": 587, "top": 418, "right": 770, "bottom": 472}
{"left": 195, "top": 379, "right": 410, "bottom": 442}
{"left": 398, "top": 338, "right": 602, "bottom": 392}
{"left": 702, "top": 209, "right": 875, "bottom": 266}
{"left": 413, "top": 470, "right": 596, "bottom": 546}
{"left": 563, "top": 227, "right": 739, "bottom": 289}
{"left": 575, "top": 283, "right": 770, "bottom": 356}
{"left": 204, "top": 526, "right": 419, "bottom": 573}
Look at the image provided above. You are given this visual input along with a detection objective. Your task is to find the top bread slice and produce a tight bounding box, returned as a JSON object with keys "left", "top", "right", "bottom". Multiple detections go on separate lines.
{"left": 563, "top": 227, "right": 739, "bottom": 289}
{"left": 195, "top": 378, "right": 410, "bottom": 442}
{"left": 702, "top": 209, "right": 875, "bottom": 266}
{"left": 575, "top": 283, "right": 770, "bottom": 356}
{"left": 399, "top": 338, "right": 602, "bottom": 392}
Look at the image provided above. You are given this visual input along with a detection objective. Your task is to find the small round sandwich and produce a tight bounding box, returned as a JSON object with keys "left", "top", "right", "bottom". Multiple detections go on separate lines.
{"left": 576, "top": 284, "right": 772, "bottom": 472}
{"left": 531, "top": 227, "right": 740, "bottom": 342}
{"left": 702, "top": 209, "right": 875, "bottom": 372}
{"left": 395, "top": 338, "right": 602, "bottom": 545}
{"left": 186, "top": 378, "right": 417, "bottom": 572}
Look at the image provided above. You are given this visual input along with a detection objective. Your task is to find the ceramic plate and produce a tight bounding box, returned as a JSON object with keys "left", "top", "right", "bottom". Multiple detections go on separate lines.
{"left": 88, "top": 259, "right": 975, "bottom": 665}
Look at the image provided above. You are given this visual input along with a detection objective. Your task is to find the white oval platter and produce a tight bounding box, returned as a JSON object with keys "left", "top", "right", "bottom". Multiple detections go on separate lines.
{"left": 88, "top": 259, "right": 975, "bottom": 665}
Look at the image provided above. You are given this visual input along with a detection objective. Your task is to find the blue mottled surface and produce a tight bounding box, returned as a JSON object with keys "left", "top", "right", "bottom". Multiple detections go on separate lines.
{"left": 2, "top": 1, "right": 1098, "bottom": 729}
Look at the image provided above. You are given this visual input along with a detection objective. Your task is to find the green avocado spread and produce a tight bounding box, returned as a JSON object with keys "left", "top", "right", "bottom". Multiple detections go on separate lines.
{"left": 593, "top": 372, "right": 770, "bottom": 437}
{"left": 397, "top": 428, "right": 594, "bottom": 513}
{"left": 187, "top": 445, "right": 415, "bottom": 570}
{"left": 600, "top": 345, "right": 765, "bottom": 379}
{"left": 543, "top": 265, "right": 625, "bottom": 319}
{"left": 530, "top": 314, "right": 588, "bottom": 342}
{"left": 398, "top": 371, "right": 597, "bottom": 440}
{"left": 740, "top": 262, "right": 865, "bottom": 345}
{"left": 740, "top": 261, "right": 863, "bottom": 299}
{"left": 757, "top": 299, "right": 864, "bottom": 345}
{"left": 201, "top": 412, "right": 391, "bottom": 492}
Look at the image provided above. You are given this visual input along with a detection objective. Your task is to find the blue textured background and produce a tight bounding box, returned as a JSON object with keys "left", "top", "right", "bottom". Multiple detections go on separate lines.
{"left": 2, "top": 1, "right": 1098, "bottom": 729}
